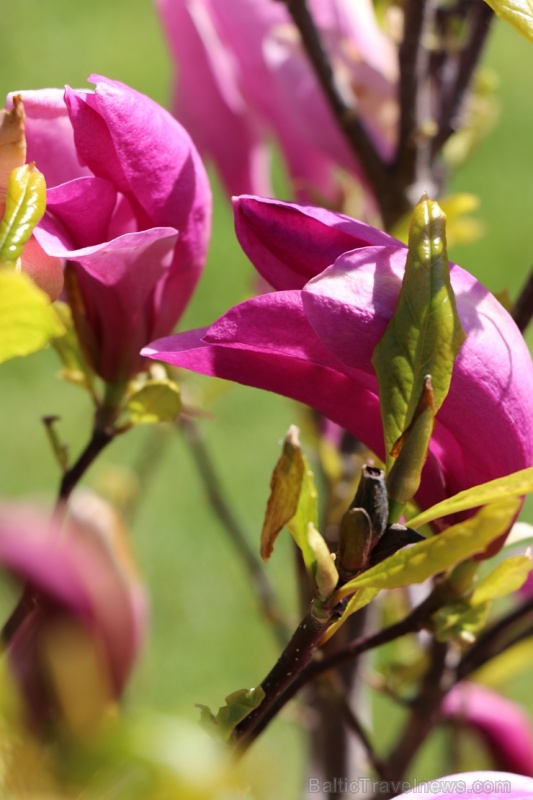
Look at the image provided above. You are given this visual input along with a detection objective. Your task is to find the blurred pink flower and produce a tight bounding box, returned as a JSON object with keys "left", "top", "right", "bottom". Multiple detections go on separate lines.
{"left": 0, "top": 496, "right": 147, "bottom": 725}
{"left": 392, "top": 771, "right": 533, "bottom": 800}
{"left": 144, "top": 196, "right": 533, "bottom": 524}
{"left": 7, "top": 75, "right": 212, "bottom": 381}
{"left": 442, "top": 683, "right": 533, "bottom": 776}
{"left": 155, "top": 0, "right": 397, "bottom": 202}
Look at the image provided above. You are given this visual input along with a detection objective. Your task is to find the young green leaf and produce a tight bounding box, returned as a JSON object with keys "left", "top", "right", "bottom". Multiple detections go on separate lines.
{"left": 483, "top": 0, "right": 533, "bottom": 43}
{"left": 333, "top": 498, "right": 520, "bottom": 602}
{"left": 260, "top": 426, "right": 318, "bottom": 575}
{"left": 0, "top": 164, "right": 46, "bottom": 264}
{"left": 52, "top": 301, "right": 97, "bottom": 393}
{"left": 372, "top": 194, "right": 465, "bottom": 468}
{"left": 470, "top": 555, "right": 532, "bottom": 605}
{"left": 0, "top": 269, "right": 64, "bottom": 363}
{"left": 307, "top": 523, "right": 339, "bottom": 602}
{"left": 406, "top": 466, "right": 533, "bottom": 529}
{"left": 197, "top": 687, "right": 265, "bottom": 743}
{"left": 126, "top": 379, "right": 181, "bottom": 424}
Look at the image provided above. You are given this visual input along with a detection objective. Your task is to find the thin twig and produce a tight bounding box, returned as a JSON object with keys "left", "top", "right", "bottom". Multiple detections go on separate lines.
{"left": 179, "top": 417, "right": 289, "bottom": 647}
{"left": 280, "top": 0, "right": 399, "bottom": 226}
{"left": 332, "top": 686, "right": 391, "bottom": 781}
{"left": 432, "top": 1, "right": 494, "bottom": 154}
{"left": 235, "top": 590, "right": 441, "bottom": 750}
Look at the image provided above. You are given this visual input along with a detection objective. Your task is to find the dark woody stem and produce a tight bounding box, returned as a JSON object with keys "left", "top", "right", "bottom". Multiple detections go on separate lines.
{"left": 234, "top": 601, "right": 334, "bottom": 746}
{"left": 431, "top": 0, "right": 494, "bottom": 154}
{"left": 179, "top": 417, "right": 289, "bottom": 647}
{"left": 2, "top": 383, "right": 124, "bottom": 646}
{"left": 235, "top": 590, "right": 441, "bottom": 750}
{"left": 279, "top": 0, "right": 401, "bottom": 228}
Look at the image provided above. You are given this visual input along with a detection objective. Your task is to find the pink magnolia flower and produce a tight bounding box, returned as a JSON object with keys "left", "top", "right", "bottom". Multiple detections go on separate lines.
{"left": 0, "top": 494, "right": 147, "bottom": 726}
{"left": 392, "top": 772, "right": 533, "bottom": 800}
{"left": 143, "top": 196, "right": 533, "bottom": 523}
{"left": 442, "top": 683, "right": 533, "bottom": 776}
{"left": 7, "top": 75, "right": 211, "bottom": 381}
{"left": 155, "top": 0, "right": 397, "bottom": 202}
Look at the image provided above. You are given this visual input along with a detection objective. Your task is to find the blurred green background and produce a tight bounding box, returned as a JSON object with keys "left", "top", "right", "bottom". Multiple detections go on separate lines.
{"left": 1, "top": 3, "right": 533, "bottom": 796}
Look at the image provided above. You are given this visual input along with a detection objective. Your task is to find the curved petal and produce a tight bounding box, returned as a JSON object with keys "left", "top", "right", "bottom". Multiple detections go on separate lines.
{"left": 64, "top": 76, "right": 212, "bottom": 330}
{"left": 0, "top": 502, "right": 146, "bottom": 699}
{"left": 442, "top": 684, "right": 533, "bottom": 776}
{"left": 39, "top": 227, "right": 178, "bottom": 381}
{"left": 233, "top": 195, "right": 400, "bottom": 290}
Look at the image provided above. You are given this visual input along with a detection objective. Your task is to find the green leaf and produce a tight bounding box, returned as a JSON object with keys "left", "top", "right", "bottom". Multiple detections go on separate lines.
{"left": 482, "top": 0, "right": 533, "bottom": 43}
{"left": 307, "top": 523, "right": 339, "bottom": 602}
{"left": 197, "top": 687, "right": 265, "bottom": 743}
{"left": 0, "top": 268, "right": 64, "bottom": 363}
{"left": 334, "top": 498, "right": 520, "bottom": 602}
{"left": 0, "top": 164, "right": 46, "bottom": 264}
{"left": 126, "top": 379, "right": 181, "bottom": 424}
{"left": 470, "top": 555, "right": 532, "bottom": 605}
{"left": 406, "top": 466, "right": 533, "bottom": 529}
{"left": 260, "top": 426, "right": 318, "bottom": 577}
{"left": 372, "top": 194, "right": 466, "bottom": 468}
{"left": 432, "top": 600, "right": 489, "bottom": 645}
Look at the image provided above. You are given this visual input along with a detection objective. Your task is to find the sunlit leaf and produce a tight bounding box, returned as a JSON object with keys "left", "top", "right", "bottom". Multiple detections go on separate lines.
{"left": 483, "top": 0, "right": 533, "bottom": 43}
{"left": 0, "top": 268, "right": 64, "bottom": 363}
{"left": 470, "top": 555, "right": 532, "bottom": 605}
{"left": 334, "top": 499, "right": 520, "bottom": 602}
{"left": 0, "top": 164, "right": 45, "bottom": 264}
{"left": 406, "top": 466, "right": 533, "bottom": 529}
{"left": 372, "top": 194, "right": 465, "bottom": 468}
{"left": 126, "top": 379, "right": 181, "bottom": 424}
{"left": 260, "top": 426, "right": 318, "bottom": 578}
{"left": 307, "top": 524, "right": 339, "bottom": 602}
{"left": 432, "top": 600, "right": 489, "bottom": 645}
{"left": 197, "top": 687, "right": 265, "bottom": 743}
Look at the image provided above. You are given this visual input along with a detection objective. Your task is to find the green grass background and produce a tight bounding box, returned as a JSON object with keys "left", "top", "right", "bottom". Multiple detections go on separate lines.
{"left": 1, "top": 4, "right": 533, "bottom": 796}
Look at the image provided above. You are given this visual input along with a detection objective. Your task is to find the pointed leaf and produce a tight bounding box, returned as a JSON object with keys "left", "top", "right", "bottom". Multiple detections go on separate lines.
{"left": 372, "top": 194, "right": 465, "bottom": 467}
{"left": 406, "top": 466, "right": 533, "bottom": 529}
{"left": 0, "top": 269, "right": 64, "bottom": 363}
{"left": 334, "top": 498, "right": 520, "bottom": 602}
{"left": 126, "top": 379, "right": 181, "bottom": 424}
{"left": 260, "top": 426, "right": 318, "bottom": 576}
{"left": 483, "top": 0, "right": 533, "bottom": 43}
{"left": 471, "top": 555, "right": 533, "bottom": 605}
{"left": 0, "top": 164, "right": 46, "bottom": 264}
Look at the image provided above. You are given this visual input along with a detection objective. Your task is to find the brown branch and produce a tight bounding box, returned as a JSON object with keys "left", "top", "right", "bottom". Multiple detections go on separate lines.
{"left": 179, "top": 417, "right": 289, "bottom": 647}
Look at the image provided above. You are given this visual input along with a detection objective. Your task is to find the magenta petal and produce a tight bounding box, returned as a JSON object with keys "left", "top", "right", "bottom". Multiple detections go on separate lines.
{"left": 0, "top": 503, "right": 146, "bottom": 698}
{"left": 40, "top": 176, "right": 118, "bottom": 249}
{"left": 442, "top": 684, "right": 533, "bottom": 776}
{"left": 303, "top": 247, "right": 533, "bottom": 508}
{"left": 233, "top": 195, "right": 401, "bottom": 290}
{"left": 43, "top": 227, "right": 178, "bottom": 381}
{"left": 156, "top": 0, "right": 272, "bottom": 197}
